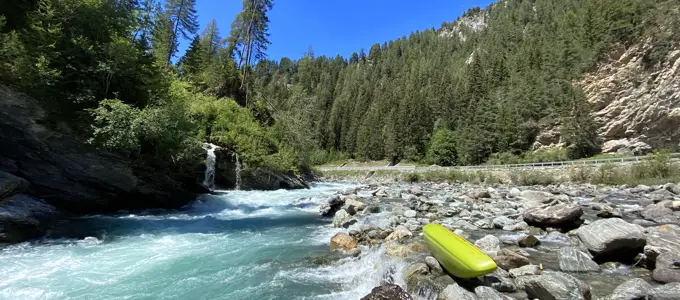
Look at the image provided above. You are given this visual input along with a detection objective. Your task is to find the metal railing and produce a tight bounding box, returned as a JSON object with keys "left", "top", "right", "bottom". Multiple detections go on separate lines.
{"left": 318, "top": 153, "right": 680, "bottom": 172}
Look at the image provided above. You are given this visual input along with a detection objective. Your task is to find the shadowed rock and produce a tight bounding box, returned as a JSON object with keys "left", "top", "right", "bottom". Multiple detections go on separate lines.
{"left": 558, "top": 247, "right": 599, "bottom": 272}
{"left": 575, "top": 218, "right": 646, "bottom": 261}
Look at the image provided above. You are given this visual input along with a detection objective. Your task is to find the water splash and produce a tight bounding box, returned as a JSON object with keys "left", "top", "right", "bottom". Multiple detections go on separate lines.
{"left": 202, "top": 143, "right": 219, "bottom": 191}
{"left": 234, "top": 152, "right": 242, "bottom": 190}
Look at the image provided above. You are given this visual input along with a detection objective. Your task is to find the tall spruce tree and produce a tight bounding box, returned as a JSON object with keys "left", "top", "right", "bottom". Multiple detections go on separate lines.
{"left": 164, "top": 0, "right": 199, "bottom": 65}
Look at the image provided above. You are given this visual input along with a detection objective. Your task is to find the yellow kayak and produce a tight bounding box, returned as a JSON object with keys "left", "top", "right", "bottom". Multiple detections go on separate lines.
{"left": 423, "top": 223, "right": 497, "bottom": 278}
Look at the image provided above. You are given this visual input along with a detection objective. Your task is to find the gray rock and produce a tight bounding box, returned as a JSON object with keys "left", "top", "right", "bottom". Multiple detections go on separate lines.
{"left": 493, "top": 248, "right": 530, "bottom": 271}
{"left": 0, "top": 194, "right": 58, "bottom": 243}
{"left": 644, "top": 225, "right": 680, "bottom": 268}
{"left": 403, "top": 210, "right": 417, "bottom": 218}
{"left": 518, "top": 235, "right": 540, "bottom": 248}
{"left": 575, "top": 218, "right": 646, "bottom": 259}
{"left": 642, "top": 203, "right": 679, "bottom": 224}
{"left": 521, "top": 271, "right": 592, "bottom": 300}
{"left": 558, "top": 247, "right": 599, "bottom": 272}
{"left": 523, "top": 203, "right": 583, "bottom": 228}
{"left": 437, "top": 283, "right": 477, "bottom": 300}
{"left": 509, "top": 188, "right": 521, "bottom": 198}
{"left": 648, "top": 282, "right": 680, "bottom": 300}
{"left": 469, "top": 190, "right": 491, "bottom": 199}
{"left": 332, "top": 209, "right": 355, "bottom": 228}
{"left": 653, "top": 252, "right": 680, "bottom": 283}
{"left": 363, "top": 204, "right": 380, "bottom": 214}
{"left": 493, "top": 216, "right": 517, "bottom": 228}
{"left": 633, "top": 219, "right": 657, "bottom": 227}
{"left": 361, "top": 284, "right": 413, "bottom": 300}
{"left": 664, "top": 183, "right": 680, "bottom": 195}
{"left": 509, "top": 264, "right": 541, "bottom": 277}
{"left": 610, "top": 278, "right": 652, "bottom": 300}
{"left": 474, "top": 286, "right": 507, "bottom": 300}
{"left": 451, "top": 219, "right": 478, "bottom": 231}
{"left": 425, "top": 256, "right": 444, "bottom": 274}
{"left": 592, "top": 203, "right": 623, "bottom": 218}
{"left": 503, "top": 221, "right": 529, "bottom": 231}
{"left": 519, "top": 190, "right": 554, "bottom": 208}
{"left": 474, "top": 219, "right": 493, "bottom": 229}
{"left": 320, "top": 194, "right": 344, "bottom": 216}
{"left": 474, "top": 235, "right": 501, "bottom": 256}
{"left": 0, "top": 171, "right": 29, "bottom": 199}
{"left": 483, "top": 268, "right": 517, "bottom": 292}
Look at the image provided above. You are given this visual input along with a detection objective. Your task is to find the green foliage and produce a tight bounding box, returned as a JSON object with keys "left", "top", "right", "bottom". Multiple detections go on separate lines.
{"left": 426, "top": 128, "right": 457, "bottom": 166}
{"left": 487, "top": 149, "right": 570, "bottom": 165}
{"left": 404, "top": 172, "right": 421, "bottom": 183}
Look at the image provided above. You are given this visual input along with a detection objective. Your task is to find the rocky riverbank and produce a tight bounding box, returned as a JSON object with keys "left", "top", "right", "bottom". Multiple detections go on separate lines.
{"left": 318, "top": 180, "right": 680, "bottom": 299}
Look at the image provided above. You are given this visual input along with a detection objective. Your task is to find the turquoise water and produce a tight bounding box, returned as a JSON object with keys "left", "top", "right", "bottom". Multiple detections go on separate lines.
{"left": 0, "top": 183, "right": 404, "bottom": 300}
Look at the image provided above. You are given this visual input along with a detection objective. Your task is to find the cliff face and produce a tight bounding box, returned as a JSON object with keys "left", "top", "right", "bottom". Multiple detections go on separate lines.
{"left": 0, "top": 84, "right": 201, "bottom": 216}
{"left": 534, "top": 42, "right": 680, "bottom": 154}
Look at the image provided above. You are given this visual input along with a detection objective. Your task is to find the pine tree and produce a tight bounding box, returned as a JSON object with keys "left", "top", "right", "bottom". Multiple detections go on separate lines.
{"left": 200, "top": 18, "right": 221, "bottom": 61}
{"left": 164, "top": 0, "right": 199, "bottom": 65}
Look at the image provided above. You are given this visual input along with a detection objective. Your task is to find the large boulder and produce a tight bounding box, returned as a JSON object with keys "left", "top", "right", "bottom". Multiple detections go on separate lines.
{"left": 575, "top": 218, "right": 646, "bottom": 260}
{"left": 474, "top": 235, "right": 501, "bottom": 256}
{"left": 518, "top": 190, "right": 555, "bottom": 208}
{"left": 332, "top": 209, "right": 355, "bottom": 228}
{"left": 0, "top": 171, "right": 29, "bottom": 199}
{"left": 361, "top": 284, "right": 412, "bottom": 300}
{"left": 653, "top": 252, "right": 680, "bottom": 283}
{"left": 0, "top": 194, "right": 58, "bottom": 243}
{"left": 493, "top": 248, "right": 530, "bottom": 271}
{"left": 519, "top": 271, "right": 592, "bottom": 300}
{"left": 344, "top": 199, "right": 366, "bottom": 216}
{"left": 437, "top": 283, "right": 477, "bottom": 300}
{"left": 474, "top": 286, "right": 507, "bottom": 300}
{"left": 645, "top": 225, "right": 680, "bottom": 268}
{"left": 610, "top": 278, "right": 652, "bottom": 300}
{"left": 558, "top": 247, "right": 599, "bottom": 272}
{"left": 523, "top": 203, "right": 583, "bottom": 229}
{"left": 239, "top": 168, "right": 310, "bottom": 191}
{"left": 319, "top": 195, "right": 344, "bottom": 216}
{"left": 641, "top": 203, "right": 680, "bottom": 224}
{"left": 329, "top": 232, "right": 357, "bottom": 250}
{"left": 648, "top": 282, "right": 680, "bottom": 300}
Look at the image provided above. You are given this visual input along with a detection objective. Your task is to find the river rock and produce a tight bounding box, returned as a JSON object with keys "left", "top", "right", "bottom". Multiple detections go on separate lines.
{"left": 610, "top": 278, "right": 652, "bottom": 300}
{"left": 0, "top": 171, "right": 29, "bottom": 199}
{"left": 320, "top": 195, "right": 344, "bottom": 216}
{"left": 329, "top": 232, "right": 357, "bottom": 250}
{"left": 361, "top": 284, "right": 412, "bottom": 300}
{"left": 426, "top": 256, "right": 444, "bottom": 274}
{"left": 645, "top": 225, "right": 680, "bottom": 268}
{"left": 520, "top": 271, "right": 592, "bottom": 300}
{"left": 509, "top": 188, "right": 521, "bottom": 197}
{"left": 403, "top": 210, "right": 417, "bottom": 218}
{"left": 518, "top": 235, "right": 540, "bottom": 247}
{"left": 493, "top": 249, "right": 530, "bottom": 271}
{"left": 653, "top": 252, "right": 680, "bottom": 283}
{"left": 519, "top": 190, "right": 555, "bottom": 208}
{"left": 575, "top": 218, "right": 646, "bottom": 260}
{"left": 332, "top": 209, "right": 353, "bottom": 228}
{"left": 642, "top": 203, "right": 679, "bottom": 224}
{"left": 437, "top": 283, "right": 477, "bottom": 300}
{"left": 558, "top": 247, "right": 599, "bottom": 272}
{"left": 386, "top": 228, "right": 413, "bottom": 241}
{"left": 648, "top": 282, "right": 680, "bottom": 300}
{"left": 509, "top": 264, "right": 541, "bottom": 277}
{"left": 469, "top": 190, "right": 491, "bottom": 199}
{"left": 344, "top": 199, "right": 366, "bottom": 215}
{"left": 474, "top": 286, "right": 507, "bottom": 300}
{"left": 503, "top": 221, "right": 529, "bottom": 231}
{"left": 523, "top": 203, "right": 583, "bottom": 229}
{"left": 493, "top": 216, "right": 516, "bottom": 228}
{"left": 0, "top": 194, "right": 58, "bottom": 243}
{"left": 483, "top": 268, "right": 517, "bottom": 292}
{"left": 474, "top": 235, "right": 501, "bottom": 256}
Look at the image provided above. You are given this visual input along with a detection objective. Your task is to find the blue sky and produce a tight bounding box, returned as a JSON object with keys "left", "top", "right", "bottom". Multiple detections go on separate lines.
{"left": 181, "top": 0, "right": 496, "bottom": 62}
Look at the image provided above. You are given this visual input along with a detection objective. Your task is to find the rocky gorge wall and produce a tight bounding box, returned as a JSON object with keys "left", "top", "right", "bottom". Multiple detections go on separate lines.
{"left": 535, "top": 42, "right": 680, "bottom": 154}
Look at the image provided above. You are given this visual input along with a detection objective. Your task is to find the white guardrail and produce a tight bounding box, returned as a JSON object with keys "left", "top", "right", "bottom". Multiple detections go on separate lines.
{"left": 318, "top": 153, "right": 680, "bottom": 172}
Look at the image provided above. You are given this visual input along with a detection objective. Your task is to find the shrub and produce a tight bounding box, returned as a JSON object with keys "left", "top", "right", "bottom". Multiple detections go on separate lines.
{"left": 426, "top": 128, "right": 457, "bottom": 166}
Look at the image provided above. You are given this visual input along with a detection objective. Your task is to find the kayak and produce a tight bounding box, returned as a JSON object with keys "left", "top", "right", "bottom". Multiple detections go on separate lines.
{"left": 423, "top": 223, "right": 498, "bottom": 278}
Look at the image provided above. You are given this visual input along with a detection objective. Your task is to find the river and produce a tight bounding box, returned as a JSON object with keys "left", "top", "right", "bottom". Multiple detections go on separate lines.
{"left": 0, "top": 182, "right": 403, "bottom": 300}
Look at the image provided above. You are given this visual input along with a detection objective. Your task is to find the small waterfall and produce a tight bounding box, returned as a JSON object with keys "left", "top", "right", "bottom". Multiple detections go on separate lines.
{"left": 202, "top": 143, "right": 219, "bottom": 191}
{"left": 234, "top": 152, "right": 242, "bottom": 190}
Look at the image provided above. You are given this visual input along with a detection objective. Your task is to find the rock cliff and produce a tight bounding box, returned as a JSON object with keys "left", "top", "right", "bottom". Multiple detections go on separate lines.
{"left": 534, "top": 42, "right": 680, "bottom": 153}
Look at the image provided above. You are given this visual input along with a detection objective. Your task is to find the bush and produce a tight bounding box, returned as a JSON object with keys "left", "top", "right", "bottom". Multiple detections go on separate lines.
{"left": 404, "top": 172, "right": 421, "bottom": 183}
{"left": 510, "top": 170, "right": 556, "bottom": 186}
{"left": 426, "top": 128, "right": 457, "bottom": 166}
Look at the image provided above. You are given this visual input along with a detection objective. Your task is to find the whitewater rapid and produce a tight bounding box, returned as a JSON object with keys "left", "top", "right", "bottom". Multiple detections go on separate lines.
{"left": 0, "top": 183, "right": 407, "bottom": 300}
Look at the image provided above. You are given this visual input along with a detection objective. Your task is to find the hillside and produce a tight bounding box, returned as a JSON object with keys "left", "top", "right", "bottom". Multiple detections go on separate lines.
{"left": 253, "top": 0, "right": 680, "bottom": 165}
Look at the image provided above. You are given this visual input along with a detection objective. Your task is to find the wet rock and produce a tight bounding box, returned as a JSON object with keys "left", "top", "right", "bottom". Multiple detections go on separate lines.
{"left": 652, "top": 252, "right": 680, "bottom": 283}
{"left": 329, "top": 232, "right": 357, "bottom": 250}
{"left": 363, "top": 204, "right": 380, "bottom": 214}
{"left": 361, "top": 283, "right": 412, "bottom": 300}
{"left": 523, "top": 203, "right": 583, "bottom": 229}
{"left": 483, "top": 268, "right": 517, "bottom": 292}
{"left": 648, "top": 282, "right": 680, "bottom": 300}
{"left": 344, "top": 199, "right": 366, "bottom": 216}
{"left": 0, "top": 194, "right": 58, "bottom": 243}
{"left": 509, "top": 264, "right": 541, "bottom": 277}
{"left": 558, "top": 247, "right": 599, "bottom": 272}
{"left": 518, "top": 235, "right": 540, "bottom": 248}
{"left": 386, "top": 228, "right": 413, "bottom": 241}
{"left": 437, "top": 283, "right": 477, "bottom": 300}
{"left": 609, "top": 278, "right": 652, "bottom": 300}
{"left": 451, "top": 219, "right": 478, "bottom": 231}
{"left": 332, "top": 209, "right": 356, "bottom": 228}
{"left": 644, "top": 225, "right": 680, "bottom": 268}
{"left": 403, "top": 210, "right": 417, "bottom": 218}
{"left": 519, "top": 190, "right": 555, "bottom": 208}
{"left": 0, "top": 171, "right": 29, "bottom": 199}
{"left": 575, "top": 218, "right": 646, "bottom": 260}
{"left": 493, "top": 248, "right": 530, "bottom": 271}
{"left": 642, "top": 203, "right": 679, "bottom": 224}
{"left": 493, "top": 216, "right": 517, "bottom": 228}
{"left": 426, "top": 256, "right": 443, "bottom": 274}
{"left": 503, "top": 221, "right": 529, "bottom": 231}
{"left": 474, "top": 286, "right": 507, "bottom": 300}
{"left": 320, "top": 195, "right": 344, "bottom": 216}
{"left": 474, "top": 235, "right": 501, "bottom": 256}
{"left": 404, "top": 263, "right": 430, "bottom": 281}
{"left": 474, "top": 219, "right": 493, "bottom": 229}
{"left": 520, "top": 271, "right": 592, "bottom": 300}
{"left": 592, "top": 203, "right": 622, "bottom": 218}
